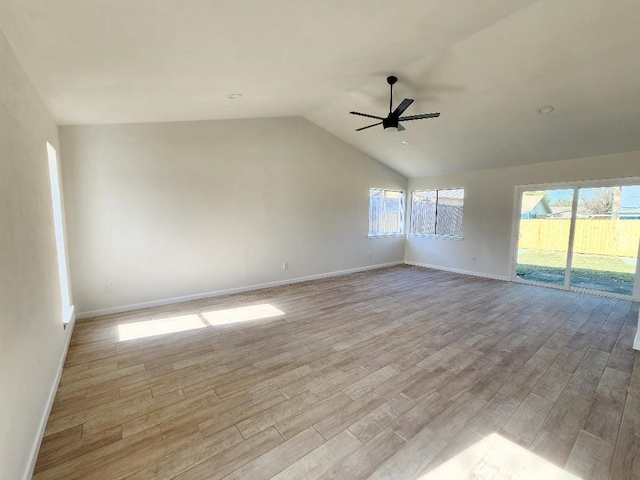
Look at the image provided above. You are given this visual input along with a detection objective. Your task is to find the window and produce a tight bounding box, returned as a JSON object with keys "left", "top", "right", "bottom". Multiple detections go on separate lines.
{"left": 47, "top": 143, "right": 73, "bottom": 325}
{"left": 369, "top": 188, "right": 404, "bottom": 236}
{"left": 411, "top": 188, "right": 464, "bottom": 237}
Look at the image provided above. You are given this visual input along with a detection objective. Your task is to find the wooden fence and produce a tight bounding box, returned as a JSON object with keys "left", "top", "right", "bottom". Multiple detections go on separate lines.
{"left": 519, "top": 219, "right": 640, "bottom": 257}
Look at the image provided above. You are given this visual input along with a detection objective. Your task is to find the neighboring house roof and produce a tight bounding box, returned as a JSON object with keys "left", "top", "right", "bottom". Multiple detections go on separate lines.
{"left": 620, "top": 207, "right": 640, "bottom": 214}
{"left": 548, "top": 207, "right": 589, "bottom": 219}
{"left": 549, "top": 206, "right": 573, "bottom": 217}
{"left": 521, "top": 195, "right": 551, "bottom": 214}
{"left": 547, "top": 205, "right": 640, "bottom": 218}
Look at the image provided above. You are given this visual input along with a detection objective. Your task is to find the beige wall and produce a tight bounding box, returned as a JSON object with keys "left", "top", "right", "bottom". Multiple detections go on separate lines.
{"left": 0, "top": 31, "right": 71, "bottom": 479}
{"left": 60, "top": 118, "right": 407, "bottom": 315}
{"left": 405, "top": 150, "right": 640, "bottom": 286}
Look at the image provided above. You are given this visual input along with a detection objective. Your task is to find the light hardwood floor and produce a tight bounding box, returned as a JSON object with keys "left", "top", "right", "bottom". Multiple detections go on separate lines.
{"left": 34, "top": 265, "right": 640, "bottom": 479}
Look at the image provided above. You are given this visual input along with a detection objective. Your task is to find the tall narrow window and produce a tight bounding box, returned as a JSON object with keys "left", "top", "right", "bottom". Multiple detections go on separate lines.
{"left": 369, "top": 188, "right": 404, "bottom": 236}
{"left": 47, "top": 143, "right": 72, "bottom": 322}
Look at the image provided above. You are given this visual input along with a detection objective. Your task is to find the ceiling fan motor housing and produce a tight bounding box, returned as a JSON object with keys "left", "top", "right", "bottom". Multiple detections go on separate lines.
{"left": 382, "top": 117, "right": 399, "bottom": 130}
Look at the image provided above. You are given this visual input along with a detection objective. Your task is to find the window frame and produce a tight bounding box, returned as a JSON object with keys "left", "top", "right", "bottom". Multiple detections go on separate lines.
{"left": 368, "top": 188, "right": 405, "bottom": 238}
{"left": 409, "top": 188, "right": 465, "bottom": 239}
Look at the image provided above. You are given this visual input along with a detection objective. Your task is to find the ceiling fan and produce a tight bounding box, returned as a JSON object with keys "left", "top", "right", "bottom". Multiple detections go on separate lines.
{"left": 350, "top": 76, "right": 440, "bottom": 132}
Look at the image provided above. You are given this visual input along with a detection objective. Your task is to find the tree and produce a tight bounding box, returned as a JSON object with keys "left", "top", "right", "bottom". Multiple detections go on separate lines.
{"left": 580, "top": 187, "right": 621, "bottom": 215}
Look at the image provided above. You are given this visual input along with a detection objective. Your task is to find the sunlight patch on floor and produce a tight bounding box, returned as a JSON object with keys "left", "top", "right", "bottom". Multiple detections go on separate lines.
{"left": 117, "top": 304, "right": 285, "bottom": 341}
{"left": 118, "top": 314, "right": 207, "bottom": 341}
{"left": 201, "top": 303, "right": 284, "bottom": 326}
{"left": 420, "top": 433, "right": 581, "bottom": 480}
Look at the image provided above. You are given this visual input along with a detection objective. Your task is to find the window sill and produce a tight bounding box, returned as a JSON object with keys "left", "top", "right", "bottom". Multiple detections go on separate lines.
{"left": 408, "top": 234, "right": 464, "bottom": 240}
{"left": 63, "top": 305, "right": 75, "bottom": 329}
{"left": 368, "top": 234, "right": 405, "bottom": 239}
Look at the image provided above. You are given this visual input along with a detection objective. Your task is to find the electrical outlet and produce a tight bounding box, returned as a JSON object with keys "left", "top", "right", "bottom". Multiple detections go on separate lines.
{"left": 104, "top": 282, "right": 113, "bottom": 293}
{"left": 283, "top": 262, "right": 289, "bottom": 270}
{"left": 471, "top": 256, "right": 477, "bottom": 263}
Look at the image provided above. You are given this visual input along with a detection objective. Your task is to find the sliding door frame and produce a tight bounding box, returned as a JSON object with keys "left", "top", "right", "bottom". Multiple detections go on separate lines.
{"left": 510, "top": 177, "right": 640, "bottom": 301}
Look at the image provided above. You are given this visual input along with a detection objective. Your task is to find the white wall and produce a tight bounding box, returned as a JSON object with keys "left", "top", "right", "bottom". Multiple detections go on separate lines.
{"left": 60, "top": 118, "right": 407, "bottom": 316}
{"left": 405, "top": 150, "right": 640, "bottom": 282}
{"left": 0, "top": 31, "right": 72, "bottom": 479}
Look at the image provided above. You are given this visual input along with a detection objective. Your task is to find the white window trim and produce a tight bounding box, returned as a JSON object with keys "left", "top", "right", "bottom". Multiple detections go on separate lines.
{"left": 407, "top": 233, "right": 464, "bottom": 240}
{"left": 368, "top": 234, "right": 405, "bottom": 239}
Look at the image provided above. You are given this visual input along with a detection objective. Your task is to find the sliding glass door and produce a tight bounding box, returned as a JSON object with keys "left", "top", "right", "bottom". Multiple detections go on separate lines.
{"left": 570, "top": 186, "right": 640, "bottom": 296}
{"left": 514, "top": 181, "right": 640, "bottom": 299}
{"left": 516, "top": 188, "right": 574, "bottom": 286}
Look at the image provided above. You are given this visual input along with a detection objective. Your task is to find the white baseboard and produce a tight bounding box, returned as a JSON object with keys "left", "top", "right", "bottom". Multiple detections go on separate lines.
{"left": 404, "top": 261, "right": 510, "bottom": 282}
{"left": 76, "top": 262, "right": 404, "bottom": 320}
{"left": 24, "top": 308, "right": 77, "bottom": 480}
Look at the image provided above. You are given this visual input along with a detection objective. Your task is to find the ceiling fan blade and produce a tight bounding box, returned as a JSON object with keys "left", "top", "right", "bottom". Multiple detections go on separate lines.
{"left": 397, "top": 123, "right": 406, "bottom": 132}
{"left": 350, "top": 111, "right": 384, "bottom": 120}
{"left": 355, "top": 122, "right": 382, "bottom": 132}
{"left": 392, "top": 98, "right": 414, "bottom": 117}
{"left": 398, "top": 112, "right": 440, "bottom": 121}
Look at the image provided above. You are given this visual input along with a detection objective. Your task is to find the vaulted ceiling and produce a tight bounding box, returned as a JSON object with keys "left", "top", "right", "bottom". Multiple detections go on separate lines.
{"left": 1, "top": 0, "right": 639, "bottom": 177}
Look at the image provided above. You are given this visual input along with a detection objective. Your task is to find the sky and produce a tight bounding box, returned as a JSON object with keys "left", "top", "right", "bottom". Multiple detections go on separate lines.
{"left": 621, "top": 185, "right": 640, "bottom": 208}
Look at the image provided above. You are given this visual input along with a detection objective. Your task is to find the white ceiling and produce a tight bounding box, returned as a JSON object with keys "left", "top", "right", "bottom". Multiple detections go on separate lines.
{"left": 1, "top": 0, "right": 639, "bottom": 177}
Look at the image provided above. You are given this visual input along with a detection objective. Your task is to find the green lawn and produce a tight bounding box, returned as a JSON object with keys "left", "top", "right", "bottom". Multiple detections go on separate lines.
{"left": 516, "top": 250, "right": 636, "bottom": 284}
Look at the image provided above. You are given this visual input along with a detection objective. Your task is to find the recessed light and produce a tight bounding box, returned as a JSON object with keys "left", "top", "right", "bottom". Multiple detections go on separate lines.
{"left": 227, "top": 93, "right": 243, "bottom": 100}
{"left": 537, "top": 105, "right": 554, "bottom": 114}
{"left": 400, "top": 141, "right": 408, "bottom": 145}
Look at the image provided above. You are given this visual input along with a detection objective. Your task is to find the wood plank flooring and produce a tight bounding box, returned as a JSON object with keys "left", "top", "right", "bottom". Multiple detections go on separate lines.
{"left": 34, "top": 265, "right": 640, "bottom": 479}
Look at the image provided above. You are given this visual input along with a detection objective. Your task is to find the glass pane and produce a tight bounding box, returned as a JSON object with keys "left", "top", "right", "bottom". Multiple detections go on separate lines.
{"left": 435, "top": 189, "right": 464, "bottom": 236}
{"left": 570, "top": 185, "right": 640, "bottom": 296}
{"left": 383, "top": 191, "right": 401, "bottom": 234}
{"left": 516, "top": 189, "right": 574, "bottom": 286}
{"left": 369, "top": 188, "right": 384, "bottom": 235}
{"left": 369, "top": 189, "right": 403, "bottom": 235}
{"left": 411, "top": 190, "right": 436, "bottom": 235}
